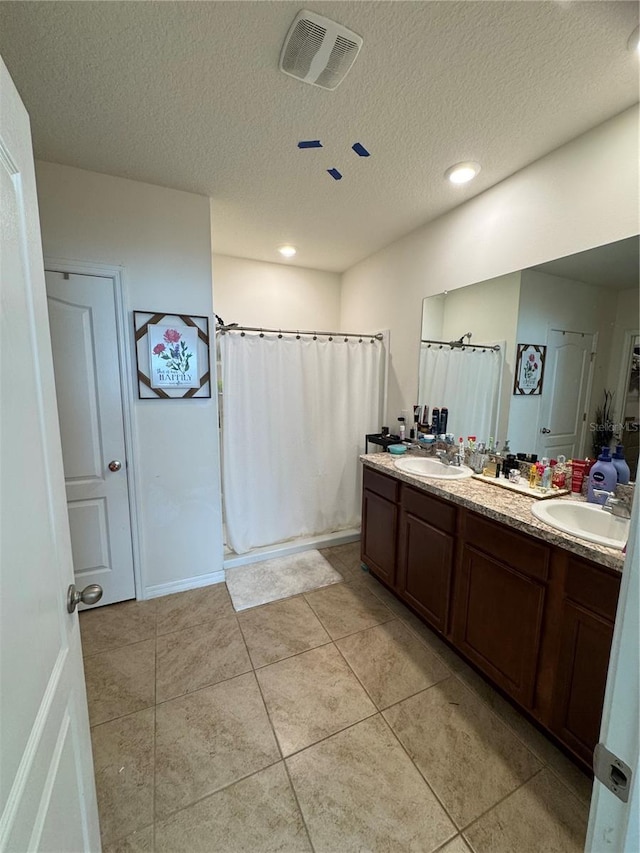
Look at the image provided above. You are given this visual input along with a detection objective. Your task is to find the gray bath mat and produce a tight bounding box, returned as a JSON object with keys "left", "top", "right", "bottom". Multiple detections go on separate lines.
{"left": 225, "top": 549, "right": 343, "bottom": 611}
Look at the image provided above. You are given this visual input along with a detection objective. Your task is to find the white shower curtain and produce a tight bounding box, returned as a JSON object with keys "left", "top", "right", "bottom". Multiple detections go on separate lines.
{"left": 418, "top": 344, "right": 503, "bottom": 442}
{"left": 221, "top": 332, "right": 384, "bottom": 554}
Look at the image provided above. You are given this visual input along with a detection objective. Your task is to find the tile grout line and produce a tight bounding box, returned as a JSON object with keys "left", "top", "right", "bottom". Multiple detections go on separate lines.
{"left": 153, "top": 756, "right": 286, "bottom": 826}
{"left": 367, "top": 585, "right": 592, "bottom": 804}
{"left": 281, "top": 754, "right": 318, "bottom": 853}
{"left": 449, "top": 673, "right": 593, "bottom": 803}
{"left": 458, "top": 766, "right": 548, "bottom": 838}
{"left": 375, "top": 704, "right": 462, "bottom": 837}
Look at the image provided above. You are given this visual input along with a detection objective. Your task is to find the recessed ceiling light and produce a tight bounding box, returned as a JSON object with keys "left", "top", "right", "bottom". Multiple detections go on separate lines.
{"left": 278, "top": 245, "right": 297, "bottom": 258}
{"left": 445, "top": 161, "right": 481, "bottom": 184}
{"left": 628, "top": 25, "right": 640, "bottom": 54}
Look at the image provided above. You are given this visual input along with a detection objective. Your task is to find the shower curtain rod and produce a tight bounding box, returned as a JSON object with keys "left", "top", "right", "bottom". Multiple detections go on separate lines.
{"left": 217, "top": 323, "right": 384, "bottom": 341}
{"left": 421, "top": 338, "right": 501, "bottom": 351}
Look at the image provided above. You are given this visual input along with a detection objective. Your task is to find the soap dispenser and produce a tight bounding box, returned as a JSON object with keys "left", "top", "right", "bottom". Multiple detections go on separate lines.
{"left": 612, "top": 444, "right": 631, "bottom": 485}
{"left": 587, "top": 447, "right": 617, "bottom": 504}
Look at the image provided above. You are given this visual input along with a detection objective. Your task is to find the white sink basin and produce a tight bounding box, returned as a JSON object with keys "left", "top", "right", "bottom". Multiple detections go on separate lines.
{"left": 394, "top": 456, "right": 473, "bottom": 480}
{"left": 531, "top": 499, "right": 629, "bottom": 550}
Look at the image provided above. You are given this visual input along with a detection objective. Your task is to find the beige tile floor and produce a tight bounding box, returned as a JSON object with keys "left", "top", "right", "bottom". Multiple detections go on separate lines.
{"left": 80, "top": 543, "right": 591, "bottom": 853}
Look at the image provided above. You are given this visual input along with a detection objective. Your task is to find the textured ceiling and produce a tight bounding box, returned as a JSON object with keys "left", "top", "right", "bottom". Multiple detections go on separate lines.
{"left": 0, "top": 1, "right": 638, "bottom": 272}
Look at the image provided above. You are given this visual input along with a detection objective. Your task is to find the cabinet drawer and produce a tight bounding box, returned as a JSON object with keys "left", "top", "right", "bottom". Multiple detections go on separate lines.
{"left": 463, "top": 512, "right": 549, "bottom": 581}
{"left": 363, "top": 466, "right": 400, "bottom": 502}
{"left": 565, "top": 556, "right": 620, "bottom": 622}
{"left": 401, "top": 486, "right": 457, "bottom": 534}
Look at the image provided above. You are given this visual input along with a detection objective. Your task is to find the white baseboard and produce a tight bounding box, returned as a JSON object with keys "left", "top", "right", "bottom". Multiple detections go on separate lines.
{"left": 143, "top": 570, "right": 226, "bottom": 600}
{"left": 223, "top": 529, "right": 360, "bottom": 571}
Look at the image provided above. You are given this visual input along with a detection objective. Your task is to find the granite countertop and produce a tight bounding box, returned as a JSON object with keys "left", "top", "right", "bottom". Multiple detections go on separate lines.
{"left": 360, "top": 452, "right": 626, "bottom": 573}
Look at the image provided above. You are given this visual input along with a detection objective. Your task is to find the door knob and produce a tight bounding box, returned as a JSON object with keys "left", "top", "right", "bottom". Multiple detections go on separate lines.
{"left": 540, "top": 427, "right": 551, "bottom": 434}
{"left": 67, "top": 583, "right": 103, "bottom": 613}
{"left": 108, "top": 460, "right": 122, "bottom": 472}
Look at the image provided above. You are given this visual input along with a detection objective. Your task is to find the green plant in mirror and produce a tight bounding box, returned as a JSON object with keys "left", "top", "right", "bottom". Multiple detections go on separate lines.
{"left": 591, "top": 389, "right": 615, "bottom": 459}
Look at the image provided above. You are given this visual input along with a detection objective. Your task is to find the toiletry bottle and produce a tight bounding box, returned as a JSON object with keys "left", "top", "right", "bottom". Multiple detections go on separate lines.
{"left": 541, "top": 463, "right": 552, "bottom": 492}
{"left": 552, "top": 455, "right": 567, "bottom": 489}
{"left": 431, "top": 407, "right": 440, "bottom": 435}
{"left": 587, "top": 447, "right": 617, "bottom": 504}
{"left": 529, "top": 464, "right": 537, "bottom": 489}
{"left": 440, "top": 407, "right": 449, "bottom": 434}
{"left": 398, "top": 417, "right": 406, "bottom": 442}
{"left": 612, "top": 444, "right": 631, "bottom": 485}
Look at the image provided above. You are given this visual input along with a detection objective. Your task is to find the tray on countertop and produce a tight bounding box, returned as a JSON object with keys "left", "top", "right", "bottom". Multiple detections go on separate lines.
{"left": 472, "top": 473, "right": 570, "bottom": 500}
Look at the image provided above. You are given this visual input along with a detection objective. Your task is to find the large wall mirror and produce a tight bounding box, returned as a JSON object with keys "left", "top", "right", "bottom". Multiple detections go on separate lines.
{"left": 418, "top": 236, "right": 639, "bottom": 479}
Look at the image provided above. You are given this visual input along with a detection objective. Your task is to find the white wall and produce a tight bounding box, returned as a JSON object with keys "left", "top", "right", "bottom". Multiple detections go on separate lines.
{"left": 438, "top": 273, "right": 520, "bottom": 440}
{"left": 35, "top": 161, "right": 224, "bottom": 598}
{"left": 341, "top": 106, "right": 639, "bottom": 424}
{"left": 510, "top": 269, "right": 617, "bottom": 455}
{"left": 212, "top": 254, "right": 341, "bottom": 331}
{"left": 607, "top": 288, "right": 640, "bottom": 417}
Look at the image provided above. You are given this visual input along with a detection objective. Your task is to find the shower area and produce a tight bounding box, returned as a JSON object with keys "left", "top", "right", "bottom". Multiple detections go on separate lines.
{"left": 217, "top": 324, "right": 386, "bottom": 567}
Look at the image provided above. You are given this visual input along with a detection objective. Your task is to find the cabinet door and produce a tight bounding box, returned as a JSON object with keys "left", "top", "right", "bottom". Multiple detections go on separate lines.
{"left": 398, "top": 511, "right": 453, "bottom": 634}
{"left": 453, "top": 545, "right": 546, "bottom": 708}
{"left": 551, "top": 600, "right": 614, "bottom": 765}
{"left": 361, "top": 489, "right": 398, "bottom": 586}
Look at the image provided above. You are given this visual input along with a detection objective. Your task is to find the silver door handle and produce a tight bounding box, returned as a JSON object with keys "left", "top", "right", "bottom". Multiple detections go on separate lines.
{"left": 540, "top": 428, "right": 551, "bottom": 434}
{"left": 108, "top": 460, "right": 122, "bottom": 472}
{"left": 67, "top": 583, "right": 103, "bottom": 613}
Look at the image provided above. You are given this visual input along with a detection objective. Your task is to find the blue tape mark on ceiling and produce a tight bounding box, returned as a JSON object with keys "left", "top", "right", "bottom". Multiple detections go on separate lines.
{"left": 327, "top": 168, "right": 343, "bottom": 181}
{"left": 298, "top": 140, "right": 323, "bottom": 149}
{"left": 352, "top": 142, "right": 370, "bottom": 157}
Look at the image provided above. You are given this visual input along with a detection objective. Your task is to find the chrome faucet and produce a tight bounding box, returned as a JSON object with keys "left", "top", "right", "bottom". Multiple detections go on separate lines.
{"left": 409, "top": 435, "right": 463, "bottom": 466}
{"left": 592, "top": 489, "right": 633, "bottom": 520}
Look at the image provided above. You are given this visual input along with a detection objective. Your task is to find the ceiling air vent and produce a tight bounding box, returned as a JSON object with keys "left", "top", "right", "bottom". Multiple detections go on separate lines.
{"left": 279, "top": 10, "right": 363, "bottom": 90}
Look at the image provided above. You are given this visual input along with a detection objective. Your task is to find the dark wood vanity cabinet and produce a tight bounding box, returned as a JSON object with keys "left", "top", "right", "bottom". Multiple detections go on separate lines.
{"left": 397, "top": 487, "right": 456, "bottom": 634}
{"left": 550, "top": 556, "right": 620, "bottom": 765}
{"left": 360, "top": 464, "right": 622, "bottom": 771}
{"left": 452, "top": 513, "right": 549, "bottom": 710}
{"left": 361, "top": 467, "right": 399, "bottom": 586}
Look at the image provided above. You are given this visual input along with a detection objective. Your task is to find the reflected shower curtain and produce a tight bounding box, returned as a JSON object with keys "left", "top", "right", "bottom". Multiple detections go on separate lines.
{"left": 418, "top": 344, "right": 503, "bottom": 442}
{"left": 221, "top": 332, "right": 384, "bottom": 554}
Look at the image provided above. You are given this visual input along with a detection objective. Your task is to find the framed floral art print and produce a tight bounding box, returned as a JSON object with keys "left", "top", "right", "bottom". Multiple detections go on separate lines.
{"left": 513, "top": 343, "right": 546, "bottom": 395}
{"left": 133, "top": 311, "right": 211, "bottom": 399}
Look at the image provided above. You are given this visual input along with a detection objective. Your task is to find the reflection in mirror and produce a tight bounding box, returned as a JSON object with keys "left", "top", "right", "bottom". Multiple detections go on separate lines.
{"left": 419, "top": 237, "right": 639, "bottom": 478}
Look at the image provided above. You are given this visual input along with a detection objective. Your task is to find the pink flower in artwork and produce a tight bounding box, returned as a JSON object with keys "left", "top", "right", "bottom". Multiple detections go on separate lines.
{"left": 534, "top": 362, "right": 538, "bottom": 370}
{"left": 528, "top": 353, "right": 536, "bottom": 362}
{"left": 163, "top": 328, "right": 181, "bottom": 344}
{"left": 153, "top": 343, "right": 166, "bottom": 355}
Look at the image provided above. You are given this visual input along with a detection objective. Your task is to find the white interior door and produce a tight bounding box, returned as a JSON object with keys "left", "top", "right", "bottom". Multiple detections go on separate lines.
{"left": 0, "top": 56, "right": 100, "bottom": 851}
{"left": 46, "top": 271, "right": 135, "bottom": 607}
{"left": 537, "top": 329, "right": 595, "bottom": 459}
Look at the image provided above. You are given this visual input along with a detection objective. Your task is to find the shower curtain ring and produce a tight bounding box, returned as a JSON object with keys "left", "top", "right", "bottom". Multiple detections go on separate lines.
{"left": 278, "top": 330, "right": 282, "bottom": 339}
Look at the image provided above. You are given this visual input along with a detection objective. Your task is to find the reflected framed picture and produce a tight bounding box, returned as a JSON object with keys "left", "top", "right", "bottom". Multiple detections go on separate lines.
{"left": 514, "top": 343, "right": 546, "bottom": 395}
{"left": 133, "top": 311, "right": 211, "bottom": 399}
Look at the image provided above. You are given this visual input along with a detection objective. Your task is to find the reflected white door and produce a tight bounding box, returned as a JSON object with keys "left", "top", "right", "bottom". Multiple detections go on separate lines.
{"left": 537, "top": 329, "right": 595, "bottom": 459}
{"left": 46, "top": 271, "right": 135, "bottom": 607}
{"left": 0, "top": 56, "right": 100, "bottom": 851}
